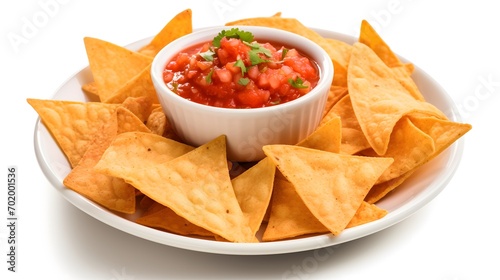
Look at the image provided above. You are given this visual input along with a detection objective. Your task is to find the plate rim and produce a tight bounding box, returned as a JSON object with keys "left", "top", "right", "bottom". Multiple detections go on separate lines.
{"left": 32, "top": 27, "right": 466, "bottom": 255}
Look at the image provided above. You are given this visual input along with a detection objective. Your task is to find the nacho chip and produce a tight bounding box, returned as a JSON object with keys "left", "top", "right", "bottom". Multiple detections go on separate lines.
{"left": 348, "top": 42, "right": 446, "bottom": 155}
{"left": 135, "top": 202, "right": 213, "bottom": 237}
{"left": 360, "top": 116, "right": 436, "bottom": 184}
{"left": 138, "top": 9, "right": 193, "bottom": 57}
{"left": 359, "top": 20, "right": 403, "bottom": 68}
{"left": 120, "top": 96, "right": 154, "bottom": 122}
{"left": 297, "top": 115, "right": 341, "bottom": 153}
{"left": 82, "top": 81, "right": 98, "bottom": 96}
{"left": 408, "top": 115, "right": 472, "bottom": 162}
{"left": 322, "top": 85, "right": 348, "bottom": 118}
{"left": 365, "top": 169, "right": 416, "bottom": 203}
{"left": 83, "top": 37, "right": 153, "bottom": 102}
{"left": 263, "top": 172, "right": 328, "bottom": 241}
{"left": 263, "top": 144, "right": 393, "bottom": 235}
{"left": 322, "top": 94, "right": 370, "bottom": 155}
{"left": 63, "top": 107, "right": 150, "bottom": 214}
{"left": 94, "top": 131, "right": 194, "bottom": 178}
{"left": 104, "top": 65, "right": 159, "bottom": 104}
{"left": 346, "top": 201, "right": 388, "bottom": 228}
{"left": 359, "top": 20, "right": 424, "bottom": 101}
{"left": 98, "top": 135, "right": 255, "bottom": 242}
{"left": 231, "top": 157, "right": 275, "bottom": 235}
{"left": 27, "top": 98, "right": 120, "bottom": 167}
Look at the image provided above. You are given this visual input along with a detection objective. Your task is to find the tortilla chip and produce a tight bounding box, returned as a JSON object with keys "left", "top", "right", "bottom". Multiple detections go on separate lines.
{"left": 359, "top": 20, "right": 403, "bottom": 68}
{"left": 323, "top": 94, "right": 370, "bottom": 155}
{"left": 120, "top": 96, "right": 154, "bottom": 122}
{"left": 297, "top": 115, "right": 341, "bottom": 153}
{"left": 97, "top": 135, "right": 256, "bottom": 242}
{"left": 135, "top": 202, "right": 214, "bottom": 237}
{"left": 94, "top": 131, "right": 194, "bottom": 179}
{"left": 263, "top": 172, "right": 328, "bottom": 241}
{"left": 408, "top": 115, "right": 472, "bottom": 162}
{"left": 82, "top": 81, "right": 98, "bottom": 96}
{"left": 27, "top": 98, "right": 120, "bottom": 167}
{"left": 322, "top": 85, "right": 348, "bottom": 118}
{"left": 83, "top": 37, "right": 153, "bottom": 102}
{"left": 104, "top": 65, "right": 159, "bottom": 104}
{"left": 263, "top": 144, "right": 393, "bottom": 235}
{"left": 346, "top": 201, "right": 388, "bottom": 228}
{"left": 360, "top": 116, "right": 436, "bottom": 184}
{"left": 365, "top": 169, "right": 416, "bottom": 203}
{"left": 63, "top": 107, "right": 150, "bottom": 214}
{"left": 231, "top": 157, "right": 275, "bottom": 235}
{"left": 138, "top": 9, "right": 193, "bottom": 57}
{"left": 348, "top": 42, "right": 446, "bottom": 155}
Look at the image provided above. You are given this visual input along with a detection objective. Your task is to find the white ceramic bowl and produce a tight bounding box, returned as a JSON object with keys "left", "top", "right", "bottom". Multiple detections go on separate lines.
{"left": 151, "top": 26, "right": 334, "bottom": 162}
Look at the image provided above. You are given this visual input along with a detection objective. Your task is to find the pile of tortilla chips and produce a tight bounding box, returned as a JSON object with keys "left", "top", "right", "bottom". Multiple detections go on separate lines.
{"left": 28, "top": 9, "right": 471, "bottom": 242}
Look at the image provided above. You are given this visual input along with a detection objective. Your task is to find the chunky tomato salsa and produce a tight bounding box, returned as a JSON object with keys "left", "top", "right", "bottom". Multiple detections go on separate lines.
{"left": 162, "top": 28, "right": 320, "bottom": 108}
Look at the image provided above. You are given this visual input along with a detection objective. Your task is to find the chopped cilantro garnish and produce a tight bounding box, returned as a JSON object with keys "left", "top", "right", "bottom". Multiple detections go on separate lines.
{"left": 243, "top": 42, "right": 272, "bottom": 57}
{"left": 238, "top": 78, "right": 250, "bottom": 86}
{"left": 249, "top": 50, "right": 270, "bottom": 65}
{"left": 206, "top": 69, "right": 214, "bottom": 84}
{"left": 213, "top": 28, "right": 254, "bottom": 47}
{"left": 281, "top": 48, "right": 289, "bottom": 60}
{"left": 234, "top": 59, "right": 246, "bottom": 75}
{"left": 199, "top": 49, "right": 215, "bottom": 61}
{"left": 288, "top": 77, "right": 308, "bottom": 89}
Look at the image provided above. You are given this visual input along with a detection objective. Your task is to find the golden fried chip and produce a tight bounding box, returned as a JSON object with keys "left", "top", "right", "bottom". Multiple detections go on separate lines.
{"left": 298, "top": 115, "right": 341, "bottom": 153}
{"left": 359, "top": 20, "right": 424, "bottom": 101}
{"left": 226, "top": 16, "right": 348, "bottom": 87}
{"left": 322, "top": 94, "right": 370, "bottom": 155}
{"left": 136, "top": 202, "right": 213, "bottom": 237}
{"left": 263, "top": 172, "right": 328, "bottom": 241}
{"left": 83, "top": 37, "right": 153, "bottom": 102}
{"left": 27, "top": 98, "right": 120, "bottom": 167}
{"left": 97, "top": 135, "right": 255, "bottom": 242}
{"left": 322, "top": 85, "right": 348, "bottom": 118}
{"left": 348, "top": 42, "right": 446, "bottom": 155}
{"left": 365, "top": 169, "right": 416, "bottom": 203}
{"left": 146, "top": 107, "right": 169, "bottom": 136}
{"left": 94, "top": 131, "right": 194, "bottom": 178}
{"left": 231, "top": 157, "right": 275, "bottom": 235}
{"left": 82, "top": 81, "right": 98, "bottom": 96}
{"left": 360, "top": 117, "right": 435, "bottom": 184}
{"left": 63, "top": 107, "right": 150, "bottom": 214}
{"left": 408, "top": 115, "right": 472, "bottom": 162}
{"left": 104, "top": 64, "right": 159, "bottom": 104}
{"left": 346, "top": 201, "right": 388, "bottom": 228}
{"left": 138, "top": 9, "right": 193, "bottom": 57}
{"left": 120, "top": 96, "right": 154, "bottom": 122}
{"left": 263, "top": 145, "right": 393, "bottom": 235}
{"left": 359, "top": 20, "right": 403, "bottom": 68}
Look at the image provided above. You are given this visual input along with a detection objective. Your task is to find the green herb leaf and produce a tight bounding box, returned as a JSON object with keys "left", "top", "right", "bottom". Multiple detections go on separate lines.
{"left": 244, "top": 42, "right": 272, "bottom": 57}
{"left": 206, "top": 69, "right": 214, "bottom": 84}
{"left": 213, "top": 28, "right": 254, "bottom": 47}
{"left": 249, "top": 50, "right": 270, "bottom": 65}
{"left": 238, "top": 78, "right": 250, "bottom": 86}
{"left": 234, "top": 59, "right": 246, "bottom": 75}
{"left": 281, "top": 48, "right": 289, "bottom": 61}
{"left": 288, "top": 77, "right": 308, "bottom": 89}
{"left": 199, "top": 49, "right": 215, "bottom": 61}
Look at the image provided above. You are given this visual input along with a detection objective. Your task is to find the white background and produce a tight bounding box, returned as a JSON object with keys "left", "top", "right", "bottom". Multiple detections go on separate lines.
{"left": 1, "top": 0, "right": 499, "bottom": 279}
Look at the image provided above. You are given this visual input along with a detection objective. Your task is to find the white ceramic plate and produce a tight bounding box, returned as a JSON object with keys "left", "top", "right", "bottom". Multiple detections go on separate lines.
{"left": 33, "top": 28, "right": 465, "bottom": 255}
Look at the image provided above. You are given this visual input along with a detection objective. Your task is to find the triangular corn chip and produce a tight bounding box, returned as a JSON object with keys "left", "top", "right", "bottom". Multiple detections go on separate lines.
{"left": 63, "top": 107, "right": 150, "bottom": 214}
{"left": 263, "top": 145, "right": 393, "bottom": 235}
{"left": 27, "top": 98, "right": 120, "bottom": 167}
{"left": 83, "top": 37, "right": 152, "bottom": 101}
